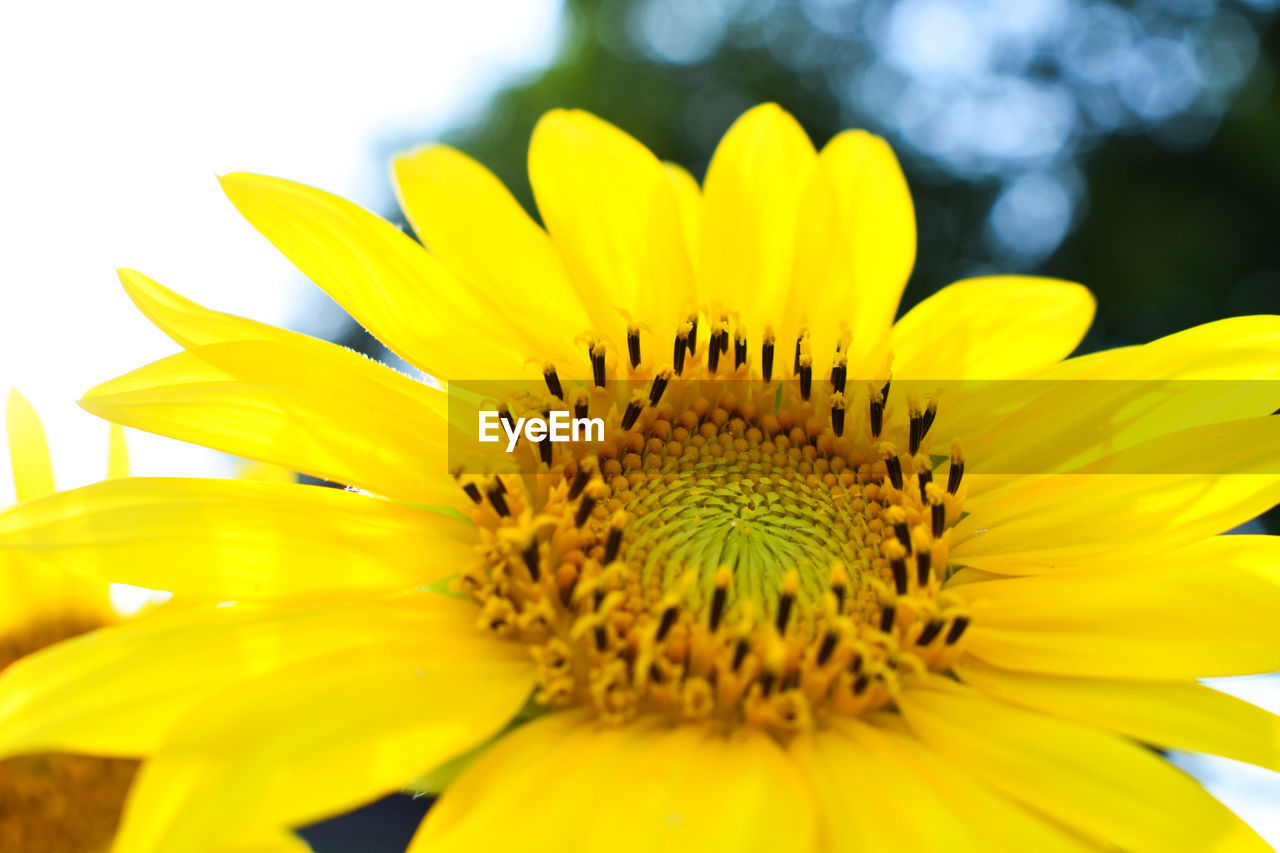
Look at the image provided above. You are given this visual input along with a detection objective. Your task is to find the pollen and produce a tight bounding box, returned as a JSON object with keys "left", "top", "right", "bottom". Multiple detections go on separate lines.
{"left": 457, "top": 325, "right": 971, "bottom": 735}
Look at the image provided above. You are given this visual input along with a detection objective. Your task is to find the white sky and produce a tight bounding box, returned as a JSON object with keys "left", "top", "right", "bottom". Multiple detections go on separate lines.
{"left": 0, "top": 0, "right": 562, "bottom": 498}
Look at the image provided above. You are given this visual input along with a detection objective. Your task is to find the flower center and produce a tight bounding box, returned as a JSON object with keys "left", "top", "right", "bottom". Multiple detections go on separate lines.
{"left": 458, "top": 325, "right": 971, "bottom": 733}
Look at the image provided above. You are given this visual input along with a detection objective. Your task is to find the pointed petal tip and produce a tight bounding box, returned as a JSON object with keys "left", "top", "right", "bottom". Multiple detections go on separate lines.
{"left": 391, "top": 142, "right": 451, "bottom": 166}
{"left": 217, "top": 171, "right": 261, "bottom": 205}
{"left": 77, "top": 391, "right": 112, "bottom": 413}
{"left": 217, "top": 171, "right": 283, "bottom": 201}
{"left": 390, "top": 145, "right": 477, "bottom": 194}
{"left": 529, "top": 107, "right": 641, "bottom": 147}
{"left": 533, "top": 106, "right": 580, "bottom": 125}
{"left": 736, "top": 101, "right": 802, "bottom": 128}
{"left": 116, "top": 267, "right": 158, "bottom": 296}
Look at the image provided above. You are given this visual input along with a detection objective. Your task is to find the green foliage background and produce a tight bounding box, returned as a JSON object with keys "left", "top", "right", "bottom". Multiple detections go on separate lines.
{"left": 395, "top": 0, "right": 1279, "bottom": 353}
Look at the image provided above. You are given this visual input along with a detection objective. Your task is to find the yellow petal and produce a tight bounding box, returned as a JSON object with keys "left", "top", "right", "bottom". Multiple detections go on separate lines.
{"left": 219, "top": 172, "right": 528, "bottom": 380}
{"left": 899, "top": 678, "right": 1270, "bottom": 852}
{"left": 0, "top": 593, "right": 493, "bottom": 758}
{"left": 5, "top": 389, "right": 54, "bottom": 502}
{"left": 0, "top": 394, "right": 109, "bottom": 626}
{"left": 955, "top": 475, "right": 1280, "bottom": 571}
{"left": 699, "top": 103, "right": 816, "bottom": 334}
{"left": 112, "top": 611, "right": 533, "bottom": 853}
{"left": 1069, "top": 415, "right": 1280, "bottom": 475}
{"left": 948, "top": 380, "right": 1280, "bottom": 491}
{"left": 118, "top": 268, "right": 477, "bottom": 464}
{"left": 411, "top": 711, "right": 815, "bottom": 853}
{"left": 789, "top": 130, "right": 915, "bottom": 378}
{"left": 663, "top": 162, "right": 702, "bottom": 262}
{"left": 0, "top": 551, "right": 107, "bottom": 642}
{"left": 1060, "top": 314, "right": 1280, "bottom": 380}
{"left": 954, "top": 417, "right": 1280, "bottom": 571}
{"left": 79, "top": 339, "right": 465, "bottom": 507}
{"left": 107, "top": 424, "right": 128, "bottom": 479}
{"left": 0, "top": 477, "right": 475, "bottom": 599}
{"left": 119, "top": 268, "right": 307, "bottom": 350}
{"left": 930, "top": 317, "right": 1280, "bottom": 494}
{"left": 529, "top": 109, "right": 693, "bottom": 336}
{"left": 793, "top": 718, "right": 1088, "bottom": 851}
{"left": 951, "top": 536, "right": 1280, "bottom": 678}
{"left": 0, "top": 555, "right": 36, "bottom": 633}
{"left": 391, "top": 145, "right": 587, "bottom": 365}
{"left": 890, "top": 277, "right": 1095, "bottom": 379}
{"left": 956, "top": 659, "right": 1280, "bottom": 772}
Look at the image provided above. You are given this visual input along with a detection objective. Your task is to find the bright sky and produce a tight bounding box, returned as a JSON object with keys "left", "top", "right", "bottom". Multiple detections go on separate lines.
{"left": 0, "top": 0, "right": 562, "bottom": 499}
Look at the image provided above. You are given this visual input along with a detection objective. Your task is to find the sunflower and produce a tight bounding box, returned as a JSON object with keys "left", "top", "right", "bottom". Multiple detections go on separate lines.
{"left": 1, "top": 390, "right": 139, "bottom": 852}
{"left": 1, "top": 104, "right": 1279, "bottom": 852}
{"left": 0, "top": 394, "right": 310, "bottom": 853}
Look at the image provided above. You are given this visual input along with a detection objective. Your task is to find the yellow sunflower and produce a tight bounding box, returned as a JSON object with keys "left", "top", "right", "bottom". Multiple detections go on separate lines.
{"left": 1, "top": 103, "right": 1279, "bottom": 852}
{"left": 0, "top": 393, "right": 311, "bottom": 853}
{"left": 1, "top": 390, "right": 140, "bottom": 852}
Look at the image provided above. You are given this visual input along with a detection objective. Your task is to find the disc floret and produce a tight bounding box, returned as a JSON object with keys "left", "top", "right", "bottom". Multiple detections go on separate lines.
{"left": 458, "top": 330, "right": 970, "bottom": 734}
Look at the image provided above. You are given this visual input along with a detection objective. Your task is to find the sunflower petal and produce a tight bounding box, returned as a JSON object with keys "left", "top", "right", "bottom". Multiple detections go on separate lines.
{"left": 0, "top": 391, "right": 95, "bottom": 628}
{"left": 699, "top": 103, "right": 816, "bottom": 333}
{"left": 0, "top": 477, "right": 474, "bottom": 599}
{"left": 410, "top": 711, "right": 815, "bottom": 853}
{"left": 891, "top": 277, "right": 1095, "bottom": 379}
{"left": 948, "top": 384, "right": 1280, "bottom": 492}
{"left": 219, "top": 172, "right": 527, "bottom": 380}
{"left": 790, "top": 130, "right": 915, "bottom": 377}
{"left": 1061, "top": 315, "right": 1280, "bottom": 380}
{"left": 79, "top": 339, "right": 463, "bottom": 506}
{"left": 899, "top": 678, "right": 1270, "bottom": 852}
{"left": 115, "top": 273, "right": 482, "bottom": 484}
{"left": 106, "top": 424, "right": 129, "bottom": 479}
{"left": 955, "top": 475, "right": 1280, "bottom": 571}
{"left": 929, "top": 323, "right": 1280, "bottom": 496}
{"left": 793, "top": 718, "right": 1089, "bottom": 851}
{"left": 1069, "top": 415, "right": 1280, "bottom": 475}
{"left": 392, "top": 145, "right": 587, "bottom": 365}
{"left": 529, "top": 109, "right": 693, "bottom": 333}
{"left": 663, "top": 162, "right": 702, "bottom": 262}
{"left": 0, "top": 594, "right": 491, "bottom": 758}
{"left": 951, "top": 536, "right": 1280, "bottom": 678}
{"left": 5, "top": 389, "right": 55, "bottom": 502}
{"left": 119, "top": 268, "right": 306, "bottom": 350}
{"left": 956, "top": 659, "right": 1280, "bottom": 772}
{"left": 0, "top": 551, "right": 107, "bottom": 639}
{"left": 954, "top": 417, "right": 1280, "bottom": 571}
{"left": 111, "top": 609, "right": 533, "bottom": 853}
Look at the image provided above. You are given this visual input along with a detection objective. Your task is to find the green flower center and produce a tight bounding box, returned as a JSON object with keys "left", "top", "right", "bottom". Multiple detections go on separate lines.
{"left": 458, "top": 328, "right": 972, "bottom": 732}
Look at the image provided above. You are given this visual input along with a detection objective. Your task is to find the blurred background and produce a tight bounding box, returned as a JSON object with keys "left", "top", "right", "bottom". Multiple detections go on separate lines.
{"left": 1, "top": 0, "right": 1278, "bottom": 849}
